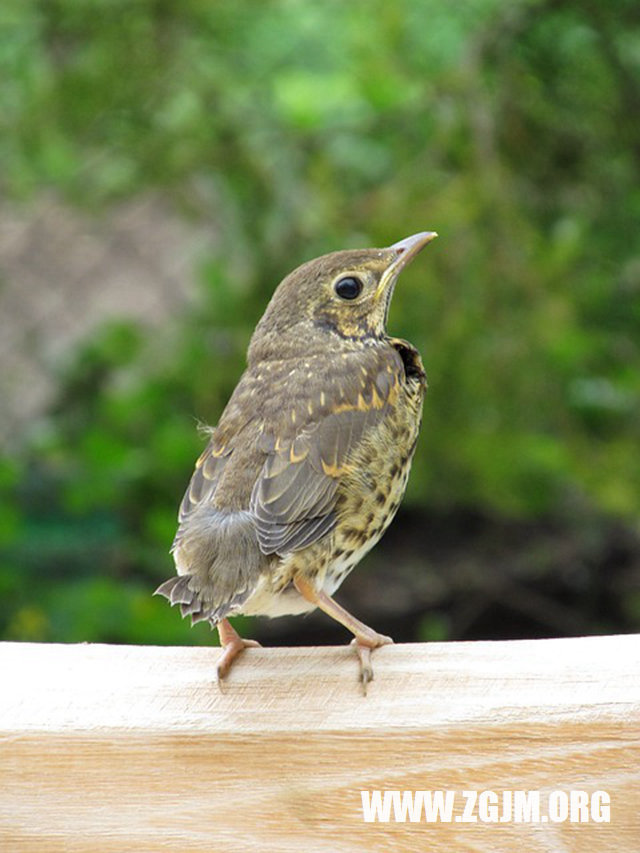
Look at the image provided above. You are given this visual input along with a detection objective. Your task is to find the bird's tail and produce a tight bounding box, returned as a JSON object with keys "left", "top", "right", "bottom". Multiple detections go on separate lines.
{"left": 155, "top": 507, "right": 263, "bottom": 626}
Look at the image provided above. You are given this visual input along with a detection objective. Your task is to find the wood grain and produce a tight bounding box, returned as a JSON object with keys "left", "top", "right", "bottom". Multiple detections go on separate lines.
{"left": 1, "top": 635, "right": 639, "bottom": 852}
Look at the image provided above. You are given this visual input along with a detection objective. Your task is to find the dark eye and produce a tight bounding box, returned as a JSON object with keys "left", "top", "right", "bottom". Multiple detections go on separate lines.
{"left": 334, "top": 276, "right": 363, "bottom": 300}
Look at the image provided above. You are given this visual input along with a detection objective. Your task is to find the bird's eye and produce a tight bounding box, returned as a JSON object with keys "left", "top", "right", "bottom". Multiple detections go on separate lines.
{"left": 334, "top": 276, "right": 363, "bottom": 300}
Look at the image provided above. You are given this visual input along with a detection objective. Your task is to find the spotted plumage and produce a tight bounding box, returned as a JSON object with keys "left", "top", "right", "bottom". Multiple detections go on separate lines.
{"left": 155, "top": 231, "right": 437, "bottom": 687}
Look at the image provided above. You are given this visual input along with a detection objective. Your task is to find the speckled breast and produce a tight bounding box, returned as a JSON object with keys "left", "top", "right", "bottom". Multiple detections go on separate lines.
{"left": 322, "top": 368, "right": 425, "bottom": 595}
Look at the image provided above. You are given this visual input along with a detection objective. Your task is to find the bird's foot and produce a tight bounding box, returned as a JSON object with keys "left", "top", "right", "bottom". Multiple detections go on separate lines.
{"left": 292, "top": 574, "right": 394, "bottom": 694}
{"left": 215, "top": 618, "right": 261, "bottom": 688}
{"left": 350, "top": 631, "right": 393, "bottom": 695}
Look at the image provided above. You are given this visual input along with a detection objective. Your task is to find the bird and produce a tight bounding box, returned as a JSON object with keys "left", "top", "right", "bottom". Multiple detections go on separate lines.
{"left": 155, "top": 231, "right": 437, "bottom": 688}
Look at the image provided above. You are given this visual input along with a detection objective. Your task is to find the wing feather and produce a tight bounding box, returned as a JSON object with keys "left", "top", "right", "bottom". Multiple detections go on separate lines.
{"left": 173, "top": 438, "right": 231, "bottom": 550}
{"left": 250, "top": 347, "right": 403, "bottom": 556}
{"left": 172, "top": 346, "right": 404, "bottom": 562}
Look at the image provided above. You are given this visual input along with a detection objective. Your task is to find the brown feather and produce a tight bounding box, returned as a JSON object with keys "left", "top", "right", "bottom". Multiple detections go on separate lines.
{"left": 158, "top": 232, "right": 434, "bottom": 629}
{"left": 248, "top": 346, "right": 404, "bottom": 556}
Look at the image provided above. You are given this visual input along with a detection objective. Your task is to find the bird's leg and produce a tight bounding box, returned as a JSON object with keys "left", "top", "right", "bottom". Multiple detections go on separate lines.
{"left": 293, "top": 575, "right": 393, "bottom": 691}
{"left": 215, "top": 618, "right": 261, "bottom": 685}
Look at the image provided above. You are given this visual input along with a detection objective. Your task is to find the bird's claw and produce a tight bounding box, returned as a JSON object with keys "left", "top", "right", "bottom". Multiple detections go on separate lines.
{"left": 350, "top": 634, "right": 393, "bottom": 695}
{"left": 215, "top": 637, "right": 261, "bottom": 689}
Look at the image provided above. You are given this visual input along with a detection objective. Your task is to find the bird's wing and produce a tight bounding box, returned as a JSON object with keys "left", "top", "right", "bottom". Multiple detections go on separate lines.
{"left": 177, "top": 439, "right": 231, "bottom": 521}
{"left": 167, "top": 424, "right": 261, "bottom": 624}
{"left": 170, "top": 431, "right": 233, "bottom": 554}
{"left": 250, "top": 346, "right": 404, "bottom": 556}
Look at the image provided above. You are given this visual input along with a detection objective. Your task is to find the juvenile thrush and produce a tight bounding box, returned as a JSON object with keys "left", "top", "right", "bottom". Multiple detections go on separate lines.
{"left": 155, "top": 231, "right": 437, "bottom": 687}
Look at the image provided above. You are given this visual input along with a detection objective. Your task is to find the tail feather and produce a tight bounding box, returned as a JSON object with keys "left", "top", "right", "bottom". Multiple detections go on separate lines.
{"left": 154, "top": 575, "right": 192, "bottom": 605}
{"left": 179, "top": 596, "right": 203, "bottom": 617}
{"left": 154, "top": 572, "right": 254, "bottom": 626}
{"left": 157, "top": 506, "right": 264, "bottom": 626}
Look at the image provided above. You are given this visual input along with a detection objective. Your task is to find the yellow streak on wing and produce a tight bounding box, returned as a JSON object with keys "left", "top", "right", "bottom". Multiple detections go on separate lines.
{"left": 387, "top": 376, "right": 400, "bottom": 406}
{"left": 196, "top": 442, "right": 226, "bottom": 468}
{"left": 370, "top": 385, "right": 384, "bottom": 409}
{"left": 331, "top": 401, "right": 358, "bottom": 415}
{"left": 289, "top": 444, "right": 308, "bottom": 463}
{"left": 321, "top": 459, "right": 353, "bottom": 478}
{"left": 330, "top": 377, "right": 398, "bottom": 416}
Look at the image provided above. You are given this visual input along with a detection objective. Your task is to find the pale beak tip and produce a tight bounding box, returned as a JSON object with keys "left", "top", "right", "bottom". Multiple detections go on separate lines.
{"left": 390, "top": 230, "right": 438, "bottom": 255}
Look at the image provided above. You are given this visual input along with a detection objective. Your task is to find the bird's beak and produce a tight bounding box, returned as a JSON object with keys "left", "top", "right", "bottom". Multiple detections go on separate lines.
{"left": 376, "top": 231, "right": 438, "bottom": 299}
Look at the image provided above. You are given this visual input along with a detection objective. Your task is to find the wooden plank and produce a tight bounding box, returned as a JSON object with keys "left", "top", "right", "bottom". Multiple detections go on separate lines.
{"left": 0, "top": 635, "right": 638, "bottom": 852}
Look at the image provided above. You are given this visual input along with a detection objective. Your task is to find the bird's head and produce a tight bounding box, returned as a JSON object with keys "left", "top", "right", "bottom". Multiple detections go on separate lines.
{"left": 249, "top": 232, "right": 437, "bottom": 361}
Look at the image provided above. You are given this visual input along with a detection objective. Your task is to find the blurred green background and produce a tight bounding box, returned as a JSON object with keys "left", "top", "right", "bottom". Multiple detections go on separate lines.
{"left": 1, "top": 0, "right": 638, "bottom": 648}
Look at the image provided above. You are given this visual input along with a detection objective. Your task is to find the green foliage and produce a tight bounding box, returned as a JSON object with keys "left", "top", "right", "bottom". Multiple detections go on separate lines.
{"left": 1, "top": 0, "right": 638, "bottom": 643}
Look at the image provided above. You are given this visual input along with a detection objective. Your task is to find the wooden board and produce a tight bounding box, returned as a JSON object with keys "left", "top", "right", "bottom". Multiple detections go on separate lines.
{"left": 1, "top": 635, "right": 639, "bottom": 851}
